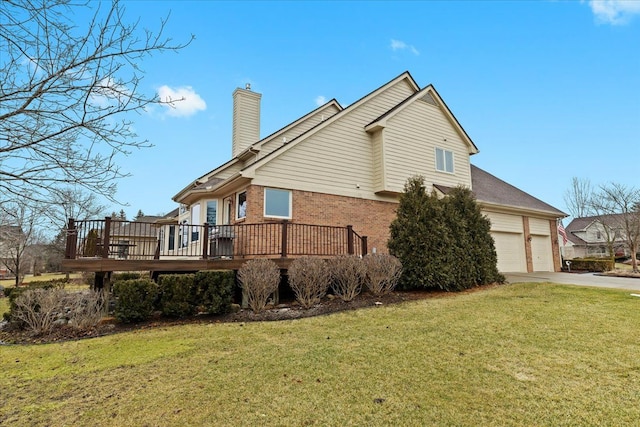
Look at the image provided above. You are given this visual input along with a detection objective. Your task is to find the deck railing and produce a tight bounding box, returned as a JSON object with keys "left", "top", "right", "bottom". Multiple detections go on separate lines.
{"left": 64, "top": 217, "right": 368, "bottom": 260}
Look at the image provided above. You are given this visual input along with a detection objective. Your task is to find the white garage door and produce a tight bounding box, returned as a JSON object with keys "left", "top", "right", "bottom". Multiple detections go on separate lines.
{"left": 531, "top": 235, "right": 553, "bottom": 272}
{"left": 492, "top": 232, "right": 527, "bottom": 273}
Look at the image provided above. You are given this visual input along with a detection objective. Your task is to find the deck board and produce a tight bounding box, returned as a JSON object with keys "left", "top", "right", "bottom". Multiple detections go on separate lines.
{"left": 62, "top": 257, "right": 294, "bottom": 272}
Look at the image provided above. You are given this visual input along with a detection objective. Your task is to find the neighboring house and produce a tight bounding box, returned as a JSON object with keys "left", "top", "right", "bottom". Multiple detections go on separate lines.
{"left": 108, "top": 216, "right": 163, "bottom": 260}
{"left": 564, "top": 214, "right": 630, "bottom": 259}
{"left": 169, "top": 71, "right": 565, "bottom": 273}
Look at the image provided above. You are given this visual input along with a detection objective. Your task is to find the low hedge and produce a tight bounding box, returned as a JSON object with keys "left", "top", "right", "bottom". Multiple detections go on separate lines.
{"left": 113, "top": 279, "right": 158, "bottom": 323}
{"left": 568, "top": 258, "right": 614, "bottom": 272}
{"left": 194, "top": 271, "right": 234, "bottom": 315}
{"left": 157, "top": 271, "right": 235, "bottom": 317}
{"left": 158, "top": 274, "right": 196, "bottom": 317}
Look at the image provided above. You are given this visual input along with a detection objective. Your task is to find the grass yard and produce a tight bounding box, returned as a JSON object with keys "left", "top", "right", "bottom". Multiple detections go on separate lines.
{"left": 0, "top": 272, "right": 84, "bottom": 288}
{"left": 2, "top": 282, "right": 640, "bottom": 426}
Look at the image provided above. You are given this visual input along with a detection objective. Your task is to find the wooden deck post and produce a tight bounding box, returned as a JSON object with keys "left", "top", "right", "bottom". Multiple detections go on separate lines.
{"left": 281, "top": 220, "right": 288, "bottom": 258}
{"left": 102, "top": 216, "right": 112, "bottom": 258}
{"left": 202, "top": 223, "right": 209, "bottom": 258}
{"left": 65, "top": 218, "right": 76, "bottom": 259}
{"left": 361, "top": 236, "right": 368, "bottom": 256}
{"left": 347, "top": 225, "right": 354, "bottom": 255}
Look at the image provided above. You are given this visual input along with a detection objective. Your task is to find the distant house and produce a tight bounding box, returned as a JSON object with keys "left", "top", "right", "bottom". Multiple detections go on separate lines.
{"left": 563, "top": 214, "right": 630, "bottom": 259}
{"left": 167, "top": 71, "right": 565, "bottom": 272}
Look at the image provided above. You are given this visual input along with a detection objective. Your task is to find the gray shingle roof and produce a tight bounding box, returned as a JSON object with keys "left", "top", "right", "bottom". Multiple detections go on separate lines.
{"left": 470, "top": 165, "right": 566, "bottom": 216}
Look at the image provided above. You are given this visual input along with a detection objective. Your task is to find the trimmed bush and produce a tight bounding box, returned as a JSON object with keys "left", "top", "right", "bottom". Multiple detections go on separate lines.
{"left": 113, "top": 278, "right": 158, "bottom": 323}
{"left": 329, "top": 255, "right": 365, "bottom": 302}
{"left": 238, "top": 259, "right": 280, "bottom": 313}
{"left": 158, "top": 274, "right": 196, "bottom": 317}
{"left": 288, "top": 257, "right": 331, "bottom": 308}
{"left": 194, "top": 270, "right": 234, "bottom": 315}
{"left": 112, "top": 272, "right": 145, "bottom": 281}
{"left": 363, "top": 254, "right": 402, "bottom": 297}
{"left": 569, "top": 258, "right": 614, "bottom": 272}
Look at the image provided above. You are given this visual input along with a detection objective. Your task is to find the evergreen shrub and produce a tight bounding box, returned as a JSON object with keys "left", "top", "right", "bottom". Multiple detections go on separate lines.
{"left": 158, "top": 274, "right": 195, "bottom": 317}
{"left": 194, "top": 270, "right": 234, "bottom": 314}
{"left": 113, "top": 278, "right": 158, "bottom": 322}
{"left": 388, "top": 176, "right": 504, "bottom": 291}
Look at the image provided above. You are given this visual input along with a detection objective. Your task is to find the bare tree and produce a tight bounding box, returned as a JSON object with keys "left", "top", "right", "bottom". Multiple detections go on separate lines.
{"left": 0, "top": 202, "right": 47, "bottom": 286}
{"left": 0, "top": 0, "right": 192, "bottom": 207}
{"left": 51, "top": 187, "right": 108, "bottom": 225}
{"left": 564, "top": 177, "right": 594, "bottom": 218}
{"left": 591, "top": 183, "right": 640, "bottom": 272}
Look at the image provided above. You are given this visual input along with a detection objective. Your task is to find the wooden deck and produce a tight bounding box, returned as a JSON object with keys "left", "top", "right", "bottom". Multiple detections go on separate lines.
{"left": 61, "top": 218, "right": 367, "bottom": 274}
{"left": 62, "top": 257, "right": 294, "bottom": 272}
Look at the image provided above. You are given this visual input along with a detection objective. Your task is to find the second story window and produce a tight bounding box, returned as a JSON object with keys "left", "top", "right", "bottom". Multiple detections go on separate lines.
{"left": 435, "top": 148, "right": 454, "bottom": 173}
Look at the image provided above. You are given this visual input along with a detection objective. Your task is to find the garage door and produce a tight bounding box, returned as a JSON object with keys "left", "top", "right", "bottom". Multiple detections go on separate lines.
{"left": 531, "top": 235, "right": 553, "bottom": 271}
{"left": 492, "top": 232, "right": 527, "bottom": 273}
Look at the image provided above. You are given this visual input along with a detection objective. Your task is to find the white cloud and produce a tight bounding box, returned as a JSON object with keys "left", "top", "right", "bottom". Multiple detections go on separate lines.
{"left": 390, "top": 39, "right": 420, "bottom": 55}
{"left": 588, "top": 0, "right": 640, "bottom": 25}
{"left": 157, "top": 85, "right": 206, "bottom": 117}
{"left": 315, "top": 95, "right": 326, "bottom": 106}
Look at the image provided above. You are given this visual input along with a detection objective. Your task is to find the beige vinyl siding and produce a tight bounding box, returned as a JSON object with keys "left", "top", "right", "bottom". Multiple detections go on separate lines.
{"left": 484, "top": 211, "right": 523, "bottom": 233}
{"left": 232, "top": 89, "right": 261, "bottom": 157}
{"left": 529, "top": 218, "right": 550, "bottom": 235}
{"left": 258, "top": 104, "right": 341, "bottom": 159}
{"left": 252, "top": 79, "right": 416, "bottom": 199}
{"left": 371, "top": 129, "right": 384, "bottom": 192}
{"left": 382, "top": 99, "right": 472, "bottom": 192}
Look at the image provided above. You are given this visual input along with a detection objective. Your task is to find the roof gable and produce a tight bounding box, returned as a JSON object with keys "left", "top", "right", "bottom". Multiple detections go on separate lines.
{"left": 240, "top": 71, "right": 420, "bottom": 176}
{"left": 365, "top": 85, "right": 479, "bottom": 155}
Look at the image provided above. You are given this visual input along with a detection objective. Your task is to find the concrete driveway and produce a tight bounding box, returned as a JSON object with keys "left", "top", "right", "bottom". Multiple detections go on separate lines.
{"left": 504, "top": 272, "right": 640, "bottom": 292}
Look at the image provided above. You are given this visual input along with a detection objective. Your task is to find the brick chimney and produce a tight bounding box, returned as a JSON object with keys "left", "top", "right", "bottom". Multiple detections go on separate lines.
{"left": 232, "top": 83, "right": 261, "bottom": 157}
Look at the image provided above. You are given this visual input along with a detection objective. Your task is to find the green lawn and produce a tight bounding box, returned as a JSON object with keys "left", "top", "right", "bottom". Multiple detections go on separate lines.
{"left": 0, "top": 272, "right": 83, "bottom": 288}
{"left": 2, "top": 282, "right": 640, "bottom": 426}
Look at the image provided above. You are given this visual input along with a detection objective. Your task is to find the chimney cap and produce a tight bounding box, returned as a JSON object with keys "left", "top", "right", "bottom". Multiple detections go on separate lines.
{"left": 245, "top": 83, "right": 251, "bottom": 90}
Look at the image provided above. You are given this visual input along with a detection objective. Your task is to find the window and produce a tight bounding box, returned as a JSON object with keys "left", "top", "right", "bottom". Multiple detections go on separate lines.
{"left": 264, "top": 188, "right": 292, "bottom": 218}
{"left": 237, "top": 191, "right": 247, "bottom": 219}
{"left": 168, "top": 225, "right": 175, "bottom": 250}
{"left": 206, "top": 201, "right": 217, "bottom": 225}
{"left": 190, "top": 205, "right": 201, "bottom": 242}
{"left": 435, "top": 148, "right": 454, "bottom": 173}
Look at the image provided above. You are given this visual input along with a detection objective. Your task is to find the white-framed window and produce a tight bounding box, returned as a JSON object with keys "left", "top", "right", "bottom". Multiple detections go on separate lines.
{"left": 206, "top": 200, "right": 217, "bottom": 225}
{"left": 435, "top": 148, "right": 454, "bottom": 173}
{"left": 190, "top": 204, "right": 201, "bottom": 242}
{"left": 237, "top": 191, "right": 247, "bottom": 220}
{"left": 264, "top": 188, "right": 292, "bottom": 219}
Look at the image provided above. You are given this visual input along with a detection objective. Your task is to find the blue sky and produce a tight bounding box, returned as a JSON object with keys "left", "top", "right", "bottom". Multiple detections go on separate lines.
{"left": 100, "top": 0, "right": 639, "bottom": 220}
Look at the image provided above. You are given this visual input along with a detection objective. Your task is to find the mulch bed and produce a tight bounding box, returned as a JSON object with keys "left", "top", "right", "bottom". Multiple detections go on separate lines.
{"left": 0, "top": 284, "right": 501, "bottom": 345}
